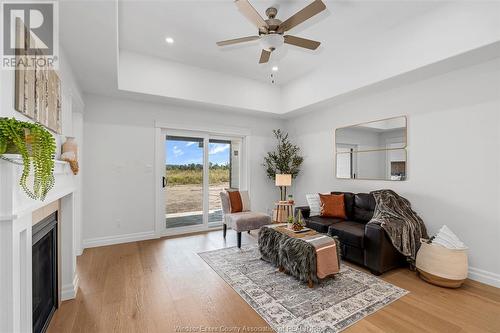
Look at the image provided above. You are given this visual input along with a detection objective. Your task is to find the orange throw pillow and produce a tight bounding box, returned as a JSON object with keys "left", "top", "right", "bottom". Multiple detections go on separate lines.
{"left": 319, "top": 193, "right": 347, "bottom": 219}
{"left": 228, "top": 191, "right": 243, "bottom": 213}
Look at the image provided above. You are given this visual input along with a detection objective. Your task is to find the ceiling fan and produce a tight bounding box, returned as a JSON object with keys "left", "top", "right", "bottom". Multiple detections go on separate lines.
{"left": 216, "top": 0, "right": 326, "bottom": 64}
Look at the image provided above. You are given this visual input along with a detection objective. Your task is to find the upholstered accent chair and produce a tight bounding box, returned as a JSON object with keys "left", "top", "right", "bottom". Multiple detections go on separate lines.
{"left": 220, "top": 191, "right": 272, "bottom": 248}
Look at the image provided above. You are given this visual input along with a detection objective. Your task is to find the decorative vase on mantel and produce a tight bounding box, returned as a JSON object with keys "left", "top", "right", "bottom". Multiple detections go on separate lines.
{"left": 61, "top": 136, "right": 79, "bottom": 175}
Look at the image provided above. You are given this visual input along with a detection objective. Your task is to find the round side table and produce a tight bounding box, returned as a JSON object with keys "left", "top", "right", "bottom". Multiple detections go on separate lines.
{"left": 273, "top": 201, "right": 294, "bottom": 223}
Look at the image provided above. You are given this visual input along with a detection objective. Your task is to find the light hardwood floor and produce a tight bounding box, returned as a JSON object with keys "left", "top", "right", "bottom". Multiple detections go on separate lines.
{"left": 48, "top": 230, "right": 500, "bottom": 333}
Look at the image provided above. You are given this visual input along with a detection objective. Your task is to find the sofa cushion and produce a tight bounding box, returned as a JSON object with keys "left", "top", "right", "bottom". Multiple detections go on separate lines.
{"left": 306, "top": 193, "right": 321, "bottom": 216}
{"left": 228, "top": 191, "right": 243, "bottom": 213}
{"left": 332, "top": 192, "right": 355, "bottom": 219}
{"left": 220, "top": 192, "right": 231, "bottom": 214}
{"left": 328, "top": 221, "right": 365, "bottom": 248}
{"left": 353, "top": 193, "right": 376, "bottom": 223}
{"left": 305, "top": 216, "right": 343, "bottom": 233}
{"left": 226, "top": 212, "right": 271, "bottom": 232}
{"left": 319, "top": 193, "right": 347, "bottom": 219}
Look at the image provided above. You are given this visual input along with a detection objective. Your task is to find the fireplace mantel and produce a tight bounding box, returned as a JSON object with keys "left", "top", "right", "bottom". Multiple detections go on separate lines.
{"left": 0, "top": 155, "right": 79, "bottom": 333}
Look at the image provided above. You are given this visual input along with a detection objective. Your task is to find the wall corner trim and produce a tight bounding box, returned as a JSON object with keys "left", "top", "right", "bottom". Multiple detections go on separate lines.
{"left": 82, "top": 230, "right": 157, "bottom": 249}
{"left": 468, "top": 266, "right": 500, "bottom": 288}
{"left": 61, "top": 274, "right": 80, "bottom": 301}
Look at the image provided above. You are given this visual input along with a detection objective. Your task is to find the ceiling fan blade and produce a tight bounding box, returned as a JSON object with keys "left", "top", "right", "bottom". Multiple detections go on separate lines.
{"left": 259, "top": 49, "right": 271, "bottom": 64}
{"left": 235, "top": 0, "right": 269, "bottom": 31}
{"left": 216, "top": 36, "right": 260, "bottom": 47}
{"left": 278, "top": 0, "right": 326, "bottom": 33}
{"left": 284, "top": 35, "right": 321, "bottom": 50}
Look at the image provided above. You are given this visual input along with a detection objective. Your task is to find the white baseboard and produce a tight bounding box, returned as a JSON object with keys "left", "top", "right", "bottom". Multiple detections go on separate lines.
{"left": 468, "top": 266, "right": 500, "bottom": 288}
{"left": 61, "top": 274, "right": 79, "bottom": 301}
{"left": 82, "top": 230, "right": 157, "bottom": 249}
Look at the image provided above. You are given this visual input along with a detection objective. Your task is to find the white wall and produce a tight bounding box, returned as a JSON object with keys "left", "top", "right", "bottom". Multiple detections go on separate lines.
{"left": 119, "top": 51, "right": 281, "bottom": 114}
{"left": 285, "top": 57, "right": 500, "bottom": 287}
{"left": 282, "top": 2, "right": 500, "bottom": 112}
{"left": 82, "top": 94, "right": 284, "bottom": 243}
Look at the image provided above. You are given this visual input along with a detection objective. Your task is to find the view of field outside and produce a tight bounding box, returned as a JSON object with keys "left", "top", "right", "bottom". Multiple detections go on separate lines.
{"left": 166, "top": 164, "right": 230, "bottom": 214}
{"left": 165, "top": 137, "right": 232, "bottom": 228}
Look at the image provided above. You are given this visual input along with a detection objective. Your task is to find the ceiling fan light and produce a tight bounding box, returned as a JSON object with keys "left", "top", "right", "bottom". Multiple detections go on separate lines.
{"left": 259, "top": 34, "right": 284, "bottom": 51}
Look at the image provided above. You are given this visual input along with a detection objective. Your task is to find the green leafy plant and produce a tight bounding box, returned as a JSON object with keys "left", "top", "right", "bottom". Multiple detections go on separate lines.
{"left": 0, "top": 117, "right": 56, "bottom": 200}
{"left": 263, "top": 129, "right": 304, "bottom": 180}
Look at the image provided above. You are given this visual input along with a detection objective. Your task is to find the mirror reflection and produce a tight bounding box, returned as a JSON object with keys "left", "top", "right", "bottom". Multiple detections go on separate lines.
{"left": 335, "top": 116, "right": 406, "bottom": 152}
{"left": 335, "top": 116, "right": 407, "bottom": 181}
{"left": 336, "top": 149, "right": 407, "bottom": 181}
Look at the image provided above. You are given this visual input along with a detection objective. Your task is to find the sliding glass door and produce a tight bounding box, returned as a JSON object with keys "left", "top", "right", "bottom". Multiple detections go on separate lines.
{"left": 208, "top": 138, "right": 241, "bottom": 226}
{"left": 163, "top": 131, "right": 243, "bottom": 234}
{"left": 165, "top": 135, "right": 204, "bottom": 229}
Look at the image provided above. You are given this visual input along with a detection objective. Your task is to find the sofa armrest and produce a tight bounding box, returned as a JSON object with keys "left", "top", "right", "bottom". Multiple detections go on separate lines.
{"left": 295, "top": 206, "right": 310, "bottom": 219}
{"left": 364, "top": 223, "right": 406, "bottom": 275}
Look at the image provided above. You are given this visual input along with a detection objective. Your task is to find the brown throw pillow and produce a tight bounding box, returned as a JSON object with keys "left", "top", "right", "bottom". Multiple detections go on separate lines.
{"left": 228, "top": 191, "right": 243, "bottom": 213}
{"left": 319, "top": 193, "right": 347, "bottom": 219}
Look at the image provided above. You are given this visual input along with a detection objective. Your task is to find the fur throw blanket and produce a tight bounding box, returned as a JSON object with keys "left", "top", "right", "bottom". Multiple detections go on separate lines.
{"left": 368, "top": 189, "right": 428, "bottom": 265}
{"left": 258, "top": 226, "right": 341, "bottom": 284}
{"left": 259, "top": 226, "right": 318, "bottom": 283}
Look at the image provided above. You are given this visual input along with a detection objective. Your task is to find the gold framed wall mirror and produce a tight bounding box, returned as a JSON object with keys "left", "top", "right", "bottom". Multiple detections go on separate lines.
{"left": 335, "top": 116, "right": 407, "bottom": 181}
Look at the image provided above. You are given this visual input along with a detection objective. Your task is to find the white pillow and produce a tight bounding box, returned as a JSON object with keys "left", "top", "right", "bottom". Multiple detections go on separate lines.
{"left": 306, "top": 193, "right": 321, "bottom": 216}
{"left": 239, "top": 190, "right": 251, "bottom": 212}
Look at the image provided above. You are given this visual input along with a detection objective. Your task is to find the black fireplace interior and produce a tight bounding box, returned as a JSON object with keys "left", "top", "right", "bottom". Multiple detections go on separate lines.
{"left": 32, "top": 212, "right": 58, "bottom": 333}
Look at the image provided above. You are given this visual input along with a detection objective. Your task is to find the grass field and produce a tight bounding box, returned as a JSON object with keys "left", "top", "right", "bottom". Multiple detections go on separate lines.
{"left": 166, "top": 168, "right": 229, "bottom": 185}
{"left": 166, "top": 168, "right": 230, "bottom": 215}
{"left": 166, "top": 183, "right": 228, "bottom": 214}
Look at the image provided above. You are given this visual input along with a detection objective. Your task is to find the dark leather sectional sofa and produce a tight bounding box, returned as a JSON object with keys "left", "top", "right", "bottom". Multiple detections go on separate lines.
{"left": 295, "top": 191, "right": 406, "bottom": 275}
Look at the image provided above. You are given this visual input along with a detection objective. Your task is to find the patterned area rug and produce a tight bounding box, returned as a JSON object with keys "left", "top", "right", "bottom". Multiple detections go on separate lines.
{"left": 199, "top": 245, "right": 408, "bottom": 333}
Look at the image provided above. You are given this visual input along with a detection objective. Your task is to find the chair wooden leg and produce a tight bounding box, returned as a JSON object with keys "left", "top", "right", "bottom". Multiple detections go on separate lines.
{"left": 223, "top": 224, "right": 227, "bottom": 238}
{"left": 308, "top": 278, "right": 314, "bottom": 288}
{"left": 237, "top": 232, "right": 242, "bottom": 248}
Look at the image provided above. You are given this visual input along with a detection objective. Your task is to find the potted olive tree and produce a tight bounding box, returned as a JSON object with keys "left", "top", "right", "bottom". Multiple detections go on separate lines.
{"left": 263, "top": 129, "right": 304, "bottom": 201}
{"left": 0, "top": 117, "right": 57, "bottom": 200}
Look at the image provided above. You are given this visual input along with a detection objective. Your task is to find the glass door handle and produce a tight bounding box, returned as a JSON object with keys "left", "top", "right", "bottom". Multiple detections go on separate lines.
{"left": 162, "top": 176, "right": 167, "bottom": 188}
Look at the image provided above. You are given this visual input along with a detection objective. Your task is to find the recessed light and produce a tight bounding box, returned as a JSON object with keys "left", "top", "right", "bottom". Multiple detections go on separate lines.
{"left": 272, "top": 66, "right": 279, "bottom": 72}
{"left": 165, "top": 37, "right": 174, "bottom": 44}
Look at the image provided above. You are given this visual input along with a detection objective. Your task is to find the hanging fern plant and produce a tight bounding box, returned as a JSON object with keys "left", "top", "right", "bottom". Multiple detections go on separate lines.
{"left": 0, "top": 117, "right": 56, "bottom": 201}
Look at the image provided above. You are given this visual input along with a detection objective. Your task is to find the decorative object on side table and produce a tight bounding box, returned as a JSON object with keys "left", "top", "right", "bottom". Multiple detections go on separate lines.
{"left": 61, "top": 136, "right": 79, "bottom": 175}
{"left": 0, "top": 117, "right": 56, "bottom": 200}
{"left": 416, "top": 225, "right": 468, "bottom": 288}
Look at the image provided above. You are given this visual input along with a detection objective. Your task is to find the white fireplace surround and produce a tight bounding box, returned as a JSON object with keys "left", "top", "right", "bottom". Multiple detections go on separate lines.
{"left": 0, "top": 156, "right": 79, "bottom": 333}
